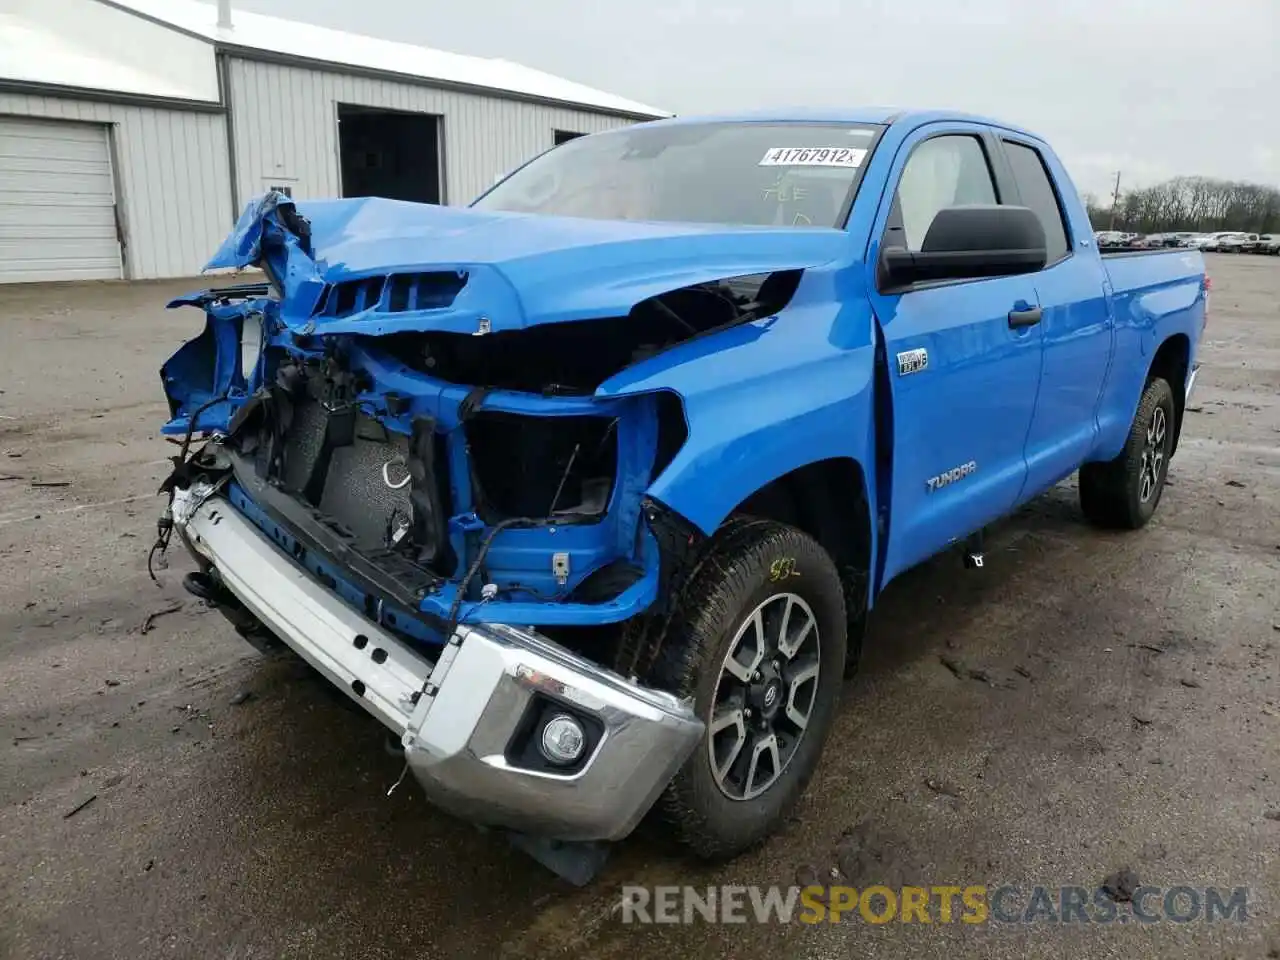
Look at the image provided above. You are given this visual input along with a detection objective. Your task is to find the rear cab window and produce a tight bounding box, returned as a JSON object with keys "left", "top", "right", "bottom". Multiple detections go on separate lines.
{"left": 1001, "top": 140, "right": 1071, "bottom": 264}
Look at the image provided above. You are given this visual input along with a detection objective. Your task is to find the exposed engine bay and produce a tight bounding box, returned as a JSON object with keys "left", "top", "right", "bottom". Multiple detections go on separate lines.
{"left": 155, "top": 191, "right": 826, "bottom": 654}
{"left": 159, "top": 271, "right": 799, "bottom": 650}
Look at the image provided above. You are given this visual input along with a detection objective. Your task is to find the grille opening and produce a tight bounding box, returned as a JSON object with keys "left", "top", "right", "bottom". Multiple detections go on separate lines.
{"left": 269, "top": 393, "right": 414, "bottom": 550}
{"left": 467, "top": 412, "right": 617, "bottom": 521}
{"left": 244, "top": 358, "right": 454, "bottom": 585}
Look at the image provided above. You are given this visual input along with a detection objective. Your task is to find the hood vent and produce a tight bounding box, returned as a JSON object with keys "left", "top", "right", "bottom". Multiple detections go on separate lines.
{"left": 315, "top": 271, "right": 468, "bottom": 319}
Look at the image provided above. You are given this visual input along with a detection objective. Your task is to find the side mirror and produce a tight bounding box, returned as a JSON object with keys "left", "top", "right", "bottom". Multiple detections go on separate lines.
{"left": 879, "top": 205, "right": 1047, "bottom": 289}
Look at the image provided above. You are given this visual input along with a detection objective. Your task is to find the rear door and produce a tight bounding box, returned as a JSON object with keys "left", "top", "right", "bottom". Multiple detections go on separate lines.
{"left": 866, "top": 124, "right": 1044, "bottom": 583}
{"left": 996, "top": 136, "right": 1114, "bottom": 495}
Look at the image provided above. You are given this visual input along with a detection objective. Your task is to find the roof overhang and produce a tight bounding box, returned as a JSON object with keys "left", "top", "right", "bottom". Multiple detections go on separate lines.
{"left": 0, "top": 0, "right": 219, "bottom": 104}
{"left": 98, "top": 0, "right": 669, "bottom": 120}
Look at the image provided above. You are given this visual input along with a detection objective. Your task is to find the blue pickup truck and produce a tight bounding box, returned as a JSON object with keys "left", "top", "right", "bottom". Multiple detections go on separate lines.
{"left": 158, "top": 108, "right": 1206, "bottom": 881}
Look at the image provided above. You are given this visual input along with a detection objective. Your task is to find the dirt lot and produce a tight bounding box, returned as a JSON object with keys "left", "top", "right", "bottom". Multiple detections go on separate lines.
{"left": 1, "top": 254, "right": 1277, "bottom": 960}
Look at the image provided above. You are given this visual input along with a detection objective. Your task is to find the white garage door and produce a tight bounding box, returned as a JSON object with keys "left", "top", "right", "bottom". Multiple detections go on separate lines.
{"left": 0, "top": 118, "right": 122, "bottom": 283}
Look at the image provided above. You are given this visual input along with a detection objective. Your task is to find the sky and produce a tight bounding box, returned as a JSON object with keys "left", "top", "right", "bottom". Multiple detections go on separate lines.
{"left": 237, "top": 0, "right": 1278, "bottom": 199}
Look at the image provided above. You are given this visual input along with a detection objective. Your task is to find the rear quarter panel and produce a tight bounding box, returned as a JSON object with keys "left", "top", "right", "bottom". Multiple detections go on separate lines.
{"left": 1094, "top": 250, "right": 1205, "bottom": 461}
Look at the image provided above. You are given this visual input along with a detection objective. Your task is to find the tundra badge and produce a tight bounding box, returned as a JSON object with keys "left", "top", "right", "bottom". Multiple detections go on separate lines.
{"left": 896, "top": 348, "right": 928, "bottom": 376}
{"left": 927, "top": 460, "right": 977, "bottom": 492}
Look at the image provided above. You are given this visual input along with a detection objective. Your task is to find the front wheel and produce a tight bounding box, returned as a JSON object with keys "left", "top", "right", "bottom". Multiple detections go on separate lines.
{"left": 648, "top": 519, "right": 846, "bottom": 860}
{"left": 1079, "top": 376, "right": 1176, "bottom": 529}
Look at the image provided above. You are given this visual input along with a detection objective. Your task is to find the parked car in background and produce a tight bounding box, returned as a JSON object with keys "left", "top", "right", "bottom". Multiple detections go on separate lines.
{"left": 1095, "top": 230, "right": 1125, "bottom": 248}
{"left": 1217, "top": 233, "right": 1256, "bottom": 253}
{"left": 1245, "top": 234, "right": 1280, "bottom": 254}
{"left": 1197, "top": 232, "right": 1240, "bottom": 251}
{"left": 1179, "top": 234, "right": 1208, "bottom": 248}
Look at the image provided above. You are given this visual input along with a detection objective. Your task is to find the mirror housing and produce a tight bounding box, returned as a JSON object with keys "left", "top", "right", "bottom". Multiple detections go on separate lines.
{"left": 879, "top": 204, "right": 1048, "bottom": 289}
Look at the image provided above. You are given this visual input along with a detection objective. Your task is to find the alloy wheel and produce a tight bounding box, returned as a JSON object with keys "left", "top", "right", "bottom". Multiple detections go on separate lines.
{"left": 707, "top": 593, "right": 822, "bottom": 801}
{"left": 1139, "top": 404, "right": 1168, "bottom": 503}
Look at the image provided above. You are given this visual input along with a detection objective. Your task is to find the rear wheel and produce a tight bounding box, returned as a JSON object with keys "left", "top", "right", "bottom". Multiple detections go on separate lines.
{"left": 1079, "top": 376, "right": 1175, "bottom": 529}
{"left": 649, "top": 519, "right": 846, "bottom": 859}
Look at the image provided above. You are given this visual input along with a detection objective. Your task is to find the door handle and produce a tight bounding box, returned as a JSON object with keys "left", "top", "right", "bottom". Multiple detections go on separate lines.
{"left": 1008, "top": 306, "right": 1042, "bottom": 328}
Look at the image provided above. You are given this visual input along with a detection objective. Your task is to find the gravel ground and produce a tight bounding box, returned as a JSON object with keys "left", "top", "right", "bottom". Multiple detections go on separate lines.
{"left": 1, "top": 254, "right": 1277, "bottom": 960}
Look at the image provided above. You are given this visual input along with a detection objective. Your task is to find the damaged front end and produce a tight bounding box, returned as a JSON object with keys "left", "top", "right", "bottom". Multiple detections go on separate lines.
{"left": 155, "top": 191, "right": 835, "bottom": 865}
{"left": 160, "top": 192, "right": 827, "bottom": 643}
{"left": 170, "top": 319, "right": 670, "bottom": 634}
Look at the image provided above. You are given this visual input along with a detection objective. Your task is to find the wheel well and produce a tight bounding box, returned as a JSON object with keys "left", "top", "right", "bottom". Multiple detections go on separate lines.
{"left": 733, "top": 457, "right": 873, "bottom": 627}
{"left": 1150, "top": 334, "right": 1190, "bottom": 454}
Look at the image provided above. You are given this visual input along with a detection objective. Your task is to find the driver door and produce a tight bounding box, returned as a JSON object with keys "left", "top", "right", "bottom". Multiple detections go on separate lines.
{"left": 867, "top": 125, "right": 1046, "bottom": 584}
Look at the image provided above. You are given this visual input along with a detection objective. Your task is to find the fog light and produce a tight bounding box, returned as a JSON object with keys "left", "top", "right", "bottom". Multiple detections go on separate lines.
{"left": 539, "top": 714, "right": 586, "bottom": 765}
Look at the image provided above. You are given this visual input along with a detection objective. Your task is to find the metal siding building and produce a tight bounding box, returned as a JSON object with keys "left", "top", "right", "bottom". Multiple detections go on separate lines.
{"left": 224, "top": 59, "right": 631, "bottom": 211}
{"left": 0, "top": 92, "right": 233, "bottom": 281}
{"left": 0, "top": 0, "right": 665, "bottom": 283}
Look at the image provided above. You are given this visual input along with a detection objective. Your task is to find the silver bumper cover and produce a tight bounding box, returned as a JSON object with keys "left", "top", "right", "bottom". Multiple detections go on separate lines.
{"left": 176, "top": 492, "right": 702, "bottom": 842}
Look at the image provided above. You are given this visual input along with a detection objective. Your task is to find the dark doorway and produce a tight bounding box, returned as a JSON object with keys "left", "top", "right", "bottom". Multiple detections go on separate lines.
{"left": 554, "top": 130, "right": 586, "bottom": 145}
{"left": 338, "top": 105, "right": 441, "bottom": 204}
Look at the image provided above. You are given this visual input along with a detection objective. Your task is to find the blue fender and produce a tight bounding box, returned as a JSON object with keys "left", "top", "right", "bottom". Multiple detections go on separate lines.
{"left": 597, "top": 260, "right": 880, "bottom": 556}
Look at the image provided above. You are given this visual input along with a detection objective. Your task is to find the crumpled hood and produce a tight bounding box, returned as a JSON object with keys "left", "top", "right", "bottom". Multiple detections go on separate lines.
{"left": 206, "top": 192, "right": 849, "bottom": 334}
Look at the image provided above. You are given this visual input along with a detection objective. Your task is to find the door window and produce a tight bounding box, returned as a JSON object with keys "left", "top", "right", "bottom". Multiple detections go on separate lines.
{"left": 1003, "top": 141, "right": 1071, "bottom": 263}
{"left": 894, "top": 135, "right": 998, "bottom": 250}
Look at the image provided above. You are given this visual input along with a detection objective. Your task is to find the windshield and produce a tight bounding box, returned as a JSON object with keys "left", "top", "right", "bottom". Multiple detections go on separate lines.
{"left": 472, "top": 122, "right": 883, "bottom": 229}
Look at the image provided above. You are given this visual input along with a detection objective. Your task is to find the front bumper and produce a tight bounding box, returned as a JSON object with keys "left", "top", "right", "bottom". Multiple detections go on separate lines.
{"left": 175, "top": 488, "right": 703, "bottom": 842}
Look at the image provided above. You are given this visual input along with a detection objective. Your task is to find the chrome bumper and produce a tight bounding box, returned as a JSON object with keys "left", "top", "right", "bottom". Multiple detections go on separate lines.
{"left": 174, "top": 490, "right": 703, "bottom": 842}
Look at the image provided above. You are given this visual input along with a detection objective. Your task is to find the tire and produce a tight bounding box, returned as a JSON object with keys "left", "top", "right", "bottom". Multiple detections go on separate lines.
{"left": 1079, "top": 376, "right": 1175, "bottom": 530}
{"left": 649, "top": 519, "right": 846, "bottom": 860}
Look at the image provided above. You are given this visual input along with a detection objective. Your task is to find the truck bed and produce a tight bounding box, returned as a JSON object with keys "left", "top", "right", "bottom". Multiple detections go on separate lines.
{"left": 1100, "top": 246, "right": 1196, "bottom": 258}
{"left": 1094, "top": 244, "right": 1205, "bottom": 461}
{"left": 1101, "top": 245, "right": 1205, "bottom": 295}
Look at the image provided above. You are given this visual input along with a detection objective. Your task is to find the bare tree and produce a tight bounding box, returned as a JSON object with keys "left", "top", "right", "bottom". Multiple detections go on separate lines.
{"left": 1102, "top": 175, "right": 1280, "bottom": 234}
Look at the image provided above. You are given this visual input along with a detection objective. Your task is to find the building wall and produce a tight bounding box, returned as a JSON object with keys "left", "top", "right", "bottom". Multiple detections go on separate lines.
{"left": 0, "top": 63, "right": 640, "bottom": 280}
{"left": 225, "top": 58, "right": 633, "bottom": 212}
{"left": 0, "top": 92, "right": 231, "bottom": 279}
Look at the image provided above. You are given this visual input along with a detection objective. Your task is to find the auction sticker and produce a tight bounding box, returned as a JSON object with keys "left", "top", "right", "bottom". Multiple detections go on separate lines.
{"left": 759, "top": 147, "right": 867, "bottom": 167}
